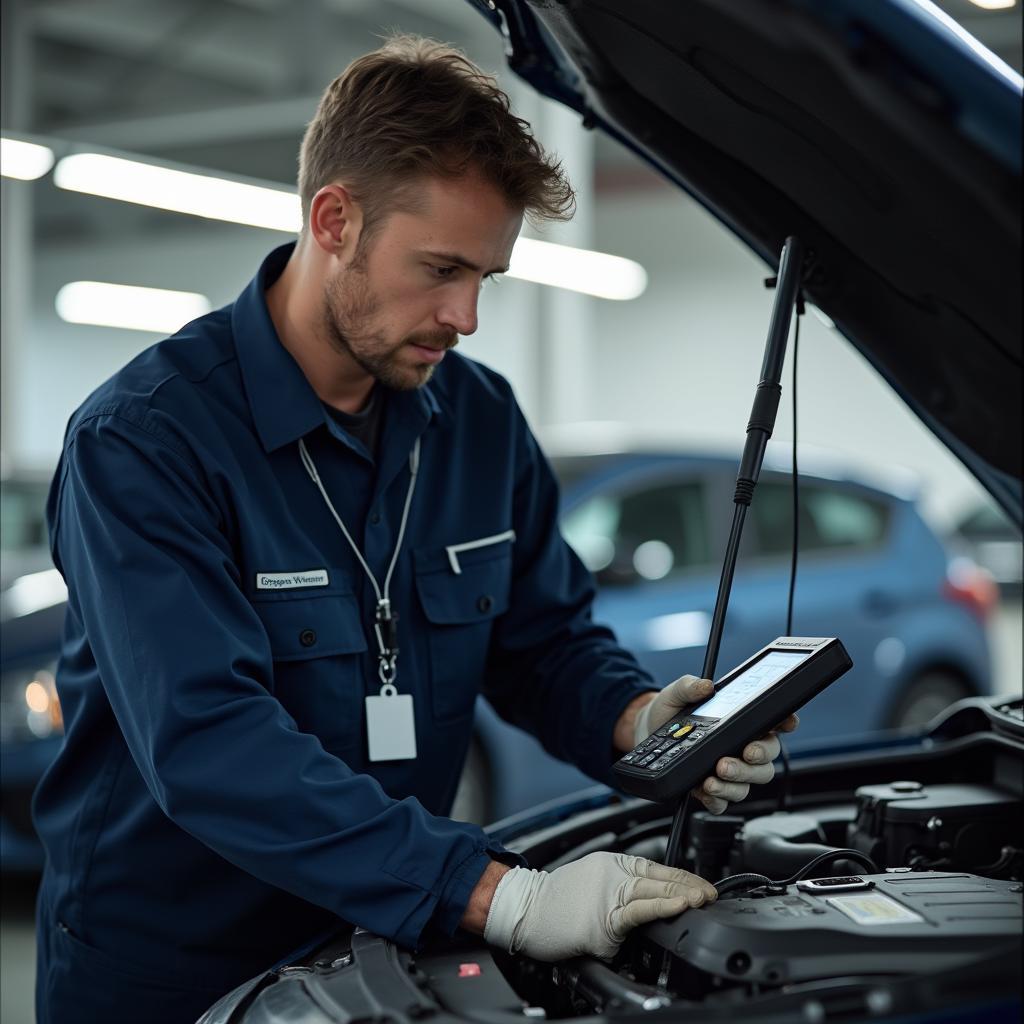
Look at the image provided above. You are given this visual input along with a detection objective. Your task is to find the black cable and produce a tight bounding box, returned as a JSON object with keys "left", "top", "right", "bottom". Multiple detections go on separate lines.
{"left": 777, "top": 301, "right": 801, "bottom": 813}
{"left": 714, "top": 872, "right": 774, "bottom": 896}
{"left": 663, "top": 794, "right": 692, "bottom": 869}
{"left": 786, "top": 309, "right": 800, "bottom": 636}
{"left": 975, "top": 846, "right": 1022, "bottom": 875}
{"left": 777, "top": 740, "right": 791, "bottom": 812}
{"left": 714, "top": 848, "right": 881, "bottom": 897}
{"left": 658, "top": 794, "right": 694, "bottom": 981}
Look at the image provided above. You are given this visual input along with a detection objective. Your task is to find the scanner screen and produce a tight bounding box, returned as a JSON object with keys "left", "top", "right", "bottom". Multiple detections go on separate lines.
{"left": 693, "top": 650, "right": 810, "bottom": 722}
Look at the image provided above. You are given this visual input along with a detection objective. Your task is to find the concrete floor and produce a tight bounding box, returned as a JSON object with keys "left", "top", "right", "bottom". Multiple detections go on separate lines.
{"left": 3, "top": 600, "right": 1022, "bottom": 1024}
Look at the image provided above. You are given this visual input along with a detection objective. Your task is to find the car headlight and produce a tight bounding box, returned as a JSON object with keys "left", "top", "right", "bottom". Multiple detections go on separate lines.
{"left": 0, "top": 664, "right": 63, "bottom": 742}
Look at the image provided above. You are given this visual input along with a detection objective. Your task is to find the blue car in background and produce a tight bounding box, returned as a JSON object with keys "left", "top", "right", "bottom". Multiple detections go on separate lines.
{"left": 458, "top": 445, "right": 996, "bottom": 822}
{"left": 0, "top": 446, "right": 997, "bottom": 860}
{"left": 1, "top": 473, "right": 66, "bottom": 871}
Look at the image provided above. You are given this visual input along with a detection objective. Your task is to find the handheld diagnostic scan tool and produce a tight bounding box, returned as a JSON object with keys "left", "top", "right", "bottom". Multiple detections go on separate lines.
{"left": 613, "top": 637, "right": 852, "bottom": 803}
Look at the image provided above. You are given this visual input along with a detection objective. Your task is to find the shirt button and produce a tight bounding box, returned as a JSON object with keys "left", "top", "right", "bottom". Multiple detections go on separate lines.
{"left": 369, "top": 512, "right": 382, "bottom": 525}
{"left": 299, "top": 629, "right": 317, "bottom": 648}
{"left": 477, "top": 595, "right": 493, "bottom": 614}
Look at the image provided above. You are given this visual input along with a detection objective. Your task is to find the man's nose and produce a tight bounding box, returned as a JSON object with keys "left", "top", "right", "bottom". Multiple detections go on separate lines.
{"left": 438, "top": 284, "right": 479, "bottom": 337}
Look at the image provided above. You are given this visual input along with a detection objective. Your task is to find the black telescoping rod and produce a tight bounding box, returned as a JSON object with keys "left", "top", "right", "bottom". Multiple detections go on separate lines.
{"left": 662, "top": 235, "right": 804, "bottom": 871}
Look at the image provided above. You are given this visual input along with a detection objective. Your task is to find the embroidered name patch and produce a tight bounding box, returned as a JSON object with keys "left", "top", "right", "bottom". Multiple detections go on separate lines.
{"left": 255, "top": 569, "right": 330, "bottom": 590}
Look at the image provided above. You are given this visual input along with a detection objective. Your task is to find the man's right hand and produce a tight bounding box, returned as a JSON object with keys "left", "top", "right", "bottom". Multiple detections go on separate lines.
{"left": 481, "top": 852, "right": 716, "bottom": 962}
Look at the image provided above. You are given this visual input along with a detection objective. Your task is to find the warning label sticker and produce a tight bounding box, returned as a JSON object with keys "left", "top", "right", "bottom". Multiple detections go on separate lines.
{"left": 827, "top": 893, "right": 925, "bottom": 926}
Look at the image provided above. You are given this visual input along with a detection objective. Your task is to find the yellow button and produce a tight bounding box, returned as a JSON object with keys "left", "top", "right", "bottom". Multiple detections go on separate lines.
{"left": 672, "top": 724, "right": 694, "bottom": 739}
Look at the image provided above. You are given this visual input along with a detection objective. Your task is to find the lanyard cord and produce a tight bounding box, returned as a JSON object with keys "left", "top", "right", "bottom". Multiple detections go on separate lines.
{"left": 297, "top": 436, "right": 421, "bottom": 685}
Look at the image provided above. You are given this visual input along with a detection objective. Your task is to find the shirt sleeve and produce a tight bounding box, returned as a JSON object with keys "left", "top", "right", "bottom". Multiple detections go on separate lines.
{"left": 482, "top": 405, "right": 658, "bottom": 783}
{"left": 49, "top": 409, "right": 515, "bottom": 949}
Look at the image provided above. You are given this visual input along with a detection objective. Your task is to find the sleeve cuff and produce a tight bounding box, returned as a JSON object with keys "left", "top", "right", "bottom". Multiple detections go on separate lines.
{"left": 590, "top": 683, "right": 659, "bottom": 786}
{"left": 431, "top": 840, "right": 525, "bottom": 940}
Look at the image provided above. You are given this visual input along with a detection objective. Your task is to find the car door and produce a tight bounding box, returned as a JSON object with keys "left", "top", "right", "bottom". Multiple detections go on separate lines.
{"left": 722, "top": 477, "right": 902, "bottom": 745}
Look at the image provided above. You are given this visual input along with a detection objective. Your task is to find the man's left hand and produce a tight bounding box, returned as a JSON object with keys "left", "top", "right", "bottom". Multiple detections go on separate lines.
{"left": 693, "top": 716, "right": 798, "bottom": 814}
{"left": 625, "top": 674, "right": 799, "bottom": 815}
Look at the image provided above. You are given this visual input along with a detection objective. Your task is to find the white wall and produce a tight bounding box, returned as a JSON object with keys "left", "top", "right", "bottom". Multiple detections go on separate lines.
{"left": 583, "top": 186, "right": 993, "bottom": 530}
{"left": 14, "top": 167, "right": 993, "bottom": 532}
{"left": 23, "top": 227, "right": 282, "bottom": 468}
{"left": 19, "top": 223, "right": 548, "bottom": 468}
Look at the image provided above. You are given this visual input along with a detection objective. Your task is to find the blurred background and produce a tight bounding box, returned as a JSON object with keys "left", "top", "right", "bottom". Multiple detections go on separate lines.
{"left": 1, "top": 1, "right": 1021, "bottom": 1021}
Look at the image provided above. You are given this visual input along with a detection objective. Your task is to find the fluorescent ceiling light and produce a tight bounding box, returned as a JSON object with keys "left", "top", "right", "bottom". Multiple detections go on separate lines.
{"left": 54, "top": 153, "right": 301, "bottom": 233}
{"left": 1, "top": 137, "right": 55, "bottom": 180}
{"left": 509, "top": 237, "right": 647, "bottom": 300}
{"left": 1, "top": 569, "right": 67, "bottom": 619}
{"left": 966, "top": 0, "right": 1015, "bottom": 9}
{"left": 56, "top": 281, "right": 212, "bottom": 334}
{"left": 52, "top": 152, "right": 645, "bottom": 300}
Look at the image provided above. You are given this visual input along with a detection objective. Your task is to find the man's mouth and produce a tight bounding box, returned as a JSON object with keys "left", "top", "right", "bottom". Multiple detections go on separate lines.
{"left": 410, "top": 344, "right": 446, "bottom": 365}
{"left": 409, "top": 338, "right": 455, "bottom": 364}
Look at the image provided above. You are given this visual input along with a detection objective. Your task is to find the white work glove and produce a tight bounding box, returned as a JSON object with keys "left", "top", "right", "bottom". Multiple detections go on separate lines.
{"left": 483, "top": 852, "right": 717, "bottom": 962}
{"left": 634, "top": 674, "right": 800, "bottom": 815}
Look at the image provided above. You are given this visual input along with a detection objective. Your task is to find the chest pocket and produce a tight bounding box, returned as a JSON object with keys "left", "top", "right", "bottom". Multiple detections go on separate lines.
{"left": 252, "top": 581, "right": 368, "bottom": 752}
{"left": 415, "top": 536, "right": 513, "bottom": 724}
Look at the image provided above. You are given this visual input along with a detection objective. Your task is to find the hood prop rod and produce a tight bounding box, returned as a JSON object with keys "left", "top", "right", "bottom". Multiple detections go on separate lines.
{"left": 663, "top": 235, "right": 805, "bottom": 872}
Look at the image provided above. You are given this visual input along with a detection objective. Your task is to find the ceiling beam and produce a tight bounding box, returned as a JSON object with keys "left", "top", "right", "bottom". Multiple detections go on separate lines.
{"left": 55, "top": 95, "right": 323, "bottom": 149}
{"left": 32, "top": 2, "right": 285, "bottom": 99}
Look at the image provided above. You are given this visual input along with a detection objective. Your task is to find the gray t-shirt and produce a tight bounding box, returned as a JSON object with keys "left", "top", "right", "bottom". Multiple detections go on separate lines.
{"left": 324, "top": 386, "right": 385, "bottom": 458}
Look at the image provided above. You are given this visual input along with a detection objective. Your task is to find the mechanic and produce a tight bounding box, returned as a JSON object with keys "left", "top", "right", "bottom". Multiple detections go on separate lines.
{"left": 34, "top": 36, "right": 796, "bottom": 1024}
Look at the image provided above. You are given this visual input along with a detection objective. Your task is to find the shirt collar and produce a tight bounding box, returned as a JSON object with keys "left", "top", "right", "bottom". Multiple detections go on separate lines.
{"left": 232, "top": 243, "right": 442, "bottom": 454}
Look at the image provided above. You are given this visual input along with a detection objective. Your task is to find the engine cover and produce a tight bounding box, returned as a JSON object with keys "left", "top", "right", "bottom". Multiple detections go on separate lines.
{"left": 643, "top": 872, "right": 1022, "bottom": 985}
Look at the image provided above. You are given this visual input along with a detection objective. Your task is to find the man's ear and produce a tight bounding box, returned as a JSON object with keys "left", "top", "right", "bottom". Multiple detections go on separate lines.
{"left": 307, "top": 184, "right": 364, "bottom": 258}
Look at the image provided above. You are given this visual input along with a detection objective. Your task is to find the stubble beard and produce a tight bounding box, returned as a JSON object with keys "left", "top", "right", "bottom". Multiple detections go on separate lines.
{"left": 322, "top": 263, "right": 455, "bottom": 391}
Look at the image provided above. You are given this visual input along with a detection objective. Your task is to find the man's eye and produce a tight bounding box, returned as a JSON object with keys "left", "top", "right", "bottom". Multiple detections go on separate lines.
{"left": 430, "top": 265, "right": 458, "bottom": 279}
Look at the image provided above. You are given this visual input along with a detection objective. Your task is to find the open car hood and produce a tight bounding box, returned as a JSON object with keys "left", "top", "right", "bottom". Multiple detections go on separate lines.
{"left": 469, "top": 0, "right": 1022, "bottom": 525}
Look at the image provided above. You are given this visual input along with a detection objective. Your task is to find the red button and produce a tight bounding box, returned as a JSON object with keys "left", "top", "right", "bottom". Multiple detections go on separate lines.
{"left": 458, "top": 963, "right": 482, "bottom": 977}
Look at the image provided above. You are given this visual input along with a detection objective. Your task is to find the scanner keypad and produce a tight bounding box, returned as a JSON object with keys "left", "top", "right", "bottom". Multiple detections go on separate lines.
{"left": 621, "top": 718, "right": 715, "bottom": 773}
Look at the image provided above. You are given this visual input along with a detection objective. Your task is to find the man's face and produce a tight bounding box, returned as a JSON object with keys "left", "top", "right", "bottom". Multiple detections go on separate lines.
{"left": 322, "top": 172, "right": 522, "bottom": 390}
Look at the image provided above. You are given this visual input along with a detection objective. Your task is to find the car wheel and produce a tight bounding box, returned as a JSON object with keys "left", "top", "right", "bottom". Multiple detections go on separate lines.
{"left": 450, "top": 736, "right": 492, "bottom": 825}
{"left": 888, "top": 672, "right": 974, "bottom": 730}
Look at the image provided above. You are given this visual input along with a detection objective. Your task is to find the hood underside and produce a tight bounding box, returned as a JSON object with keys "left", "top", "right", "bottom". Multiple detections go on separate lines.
{"left": 473, "top": 0, "right": 1023, "bottom": 525}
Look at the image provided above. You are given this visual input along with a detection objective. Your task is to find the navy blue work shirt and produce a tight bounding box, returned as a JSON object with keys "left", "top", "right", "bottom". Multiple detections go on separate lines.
{"left": 34, "top": 243, "right": 655, "bottom": 1009}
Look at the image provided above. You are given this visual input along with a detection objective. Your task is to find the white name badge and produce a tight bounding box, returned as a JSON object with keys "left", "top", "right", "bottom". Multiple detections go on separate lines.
{"left": 256, "top": 569, "right": 330, "bottom": 590}
{"left": 365, "top": 687, "right": 417, "bottom": 762}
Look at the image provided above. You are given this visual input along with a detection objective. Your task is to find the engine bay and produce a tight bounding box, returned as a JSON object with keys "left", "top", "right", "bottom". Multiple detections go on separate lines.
{"left": 493, "top": 698, "right": 1023, "bottom": 1021}
{"left": 203, "top": 697, "right": 1023, "bottom": 1023}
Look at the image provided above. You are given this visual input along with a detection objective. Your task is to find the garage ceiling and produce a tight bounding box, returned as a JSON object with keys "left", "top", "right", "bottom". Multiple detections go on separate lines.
{"left": 3, "top": 0, "right": 1021, "bottom": 244}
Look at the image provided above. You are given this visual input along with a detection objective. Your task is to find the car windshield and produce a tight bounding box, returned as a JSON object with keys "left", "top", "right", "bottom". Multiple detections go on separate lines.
{"left": 549, "top": 454, "right": 628, "bottom": 494}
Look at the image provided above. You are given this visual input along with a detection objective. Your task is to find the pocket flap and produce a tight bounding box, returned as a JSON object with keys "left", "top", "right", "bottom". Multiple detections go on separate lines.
{"left": 415, "top": 554, "right": 511, "bottom": 626}
{"left": 253, "top": 594, "right": 368, "bottom": 661}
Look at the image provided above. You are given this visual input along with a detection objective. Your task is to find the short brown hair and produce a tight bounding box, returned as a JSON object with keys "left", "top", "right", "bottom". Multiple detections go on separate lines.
{"left": 298, "top": 35, "right": 575, "bottom": 241}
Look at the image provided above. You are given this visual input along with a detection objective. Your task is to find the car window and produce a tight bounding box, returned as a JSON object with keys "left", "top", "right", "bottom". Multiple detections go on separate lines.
{"left": 561, "top": 480, "right": 711, "bottom": 582}
{"left": 0, "top": 480, "right": 50, "bottom": 553}
{"left": 750, "top": 481, "right": 890, "bottom": 557}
